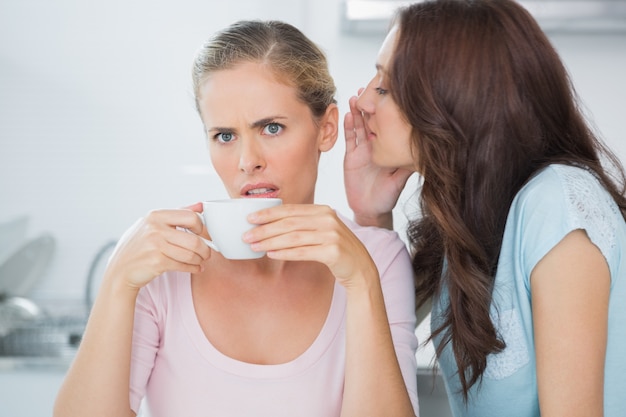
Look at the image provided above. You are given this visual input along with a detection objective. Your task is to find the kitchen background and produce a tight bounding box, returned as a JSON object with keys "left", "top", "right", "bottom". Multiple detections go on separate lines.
{"left": 1, "top": 0, "right": 625, "bottom": 416}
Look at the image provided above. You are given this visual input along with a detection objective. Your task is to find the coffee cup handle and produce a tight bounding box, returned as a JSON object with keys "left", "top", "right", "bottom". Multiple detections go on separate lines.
{"left": 187, "top": 212, "right": 220, "bottom": 253}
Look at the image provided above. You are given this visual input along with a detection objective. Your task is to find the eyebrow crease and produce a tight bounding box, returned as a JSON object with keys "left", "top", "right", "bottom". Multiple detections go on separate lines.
{"left": 250, "top": 116, "right": 287, "bottom": 129}
{"left": 207, "top": 126, "right": 233, "bottom": 133}
{"left": 207, "top": 116, "right": 288, "bottom": 134}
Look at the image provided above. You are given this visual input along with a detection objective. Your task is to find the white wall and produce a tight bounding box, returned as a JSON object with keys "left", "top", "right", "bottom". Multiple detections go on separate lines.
{"left": 1, "top": 0, "right": 625, "bottom": 301}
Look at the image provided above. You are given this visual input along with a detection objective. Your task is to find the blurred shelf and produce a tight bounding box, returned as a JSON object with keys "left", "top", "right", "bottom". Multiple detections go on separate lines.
{"left": 0, "top": 355, "right": 73, "bottom": 372}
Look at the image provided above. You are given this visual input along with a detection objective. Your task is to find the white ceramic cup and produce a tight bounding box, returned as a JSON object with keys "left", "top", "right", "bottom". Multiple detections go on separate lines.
{"left": 197, "top": 198, "right": 282, "bottom": 260}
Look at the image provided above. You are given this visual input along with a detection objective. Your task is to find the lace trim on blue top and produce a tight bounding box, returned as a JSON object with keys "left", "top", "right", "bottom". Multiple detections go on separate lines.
{"left": 484, "top": 309, "right": 529, "bottom": 380}
{"left": 554, "top": 165, "right": 618, "bottom": 260}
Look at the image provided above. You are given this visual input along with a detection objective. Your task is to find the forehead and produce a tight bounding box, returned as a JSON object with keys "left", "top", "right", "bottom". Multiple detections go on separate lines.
{"left": 198, "top": 62, "right": 304, "bottom": 124}
{"left": 377, "top": 24, "right": 399, "bottom": 72}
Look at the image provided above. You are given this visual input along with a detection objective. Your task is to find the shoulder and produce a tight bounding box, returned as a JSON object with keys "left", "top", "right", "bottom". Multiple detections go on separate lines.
{"left": 136, "top": 271, "right": 186, "bottom": 319}
{"left": 511, "top": 164, "right": 619, "bottom": 225}
{"left": 337, "top": 212, "right": 417, "bottom": 334}
{"left": 516, "top": 164, "right": 608, "bottom": 203}
{"left": 337, "top": 212, "right": 413, "bottom": 288}
{"left": 337, "top": 212, "right": 410, "bottom": 262}
{"left": 508, "top": 164, "right": 623, "bottom": 273}
{"left": 139, "top": 271, "right": 181, "bottom": 298}
{"left": 514, "top": 164, "right": 573, "bottom": 206}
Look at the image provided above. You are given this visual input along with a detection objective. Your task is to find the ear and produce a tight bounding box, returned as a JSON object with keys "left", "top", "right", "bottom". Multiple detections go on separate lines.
{"left": 317, "top": 103, "right": 339, "bottom": 153}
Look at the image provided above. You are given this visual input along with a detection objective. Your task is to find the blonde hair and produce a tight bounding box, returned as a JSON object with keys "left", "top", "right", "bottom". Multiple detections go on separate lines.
{"left": 192, "top": 20, "right": 336, "bottom": 120}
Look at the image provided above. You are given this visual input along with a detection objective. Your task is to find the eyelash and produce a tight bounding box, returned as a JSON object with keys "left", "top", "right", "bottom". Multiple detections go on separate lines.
{"left": 263, "top": 122, "right": 284, "bottom": 136}
{"left": 210, "top": 122, "right": 284, "bottom": 144}
{"left": 212, "top": 131, "right": 235, "bottom": 144}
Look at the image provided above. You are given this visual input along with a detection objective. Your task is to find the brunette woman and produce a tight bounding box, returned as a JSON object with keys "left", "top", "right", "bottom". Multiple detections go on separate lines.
{"left": 344, "top": 1, "right": 626, "bottom": 416}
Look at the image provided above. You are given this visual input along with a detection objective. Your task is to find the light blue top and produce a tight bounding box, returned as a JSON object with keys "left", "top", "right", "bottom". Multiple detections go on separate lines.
{"left": 432, "top": 164, "right": 626, "bottom": 417}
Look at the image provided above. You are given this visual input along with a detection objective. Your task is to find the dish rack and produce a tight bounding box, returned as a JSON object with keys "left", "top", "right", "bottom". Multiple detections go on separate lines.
{"left": 0, "top": 313, "right": 86, "bottom": 358}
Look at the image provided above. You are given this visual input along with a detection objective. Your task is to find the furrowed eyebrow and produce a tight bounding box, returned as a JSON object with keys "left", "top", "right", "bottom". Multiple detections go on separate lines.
{"left": 206, "top": 116, "right": 289, "bottom": 134}
{"left": 249, "top": 116, "right": 288, "bottom": 129}
{"left": 206, "top": 126, "right": 234, "bottom": 135}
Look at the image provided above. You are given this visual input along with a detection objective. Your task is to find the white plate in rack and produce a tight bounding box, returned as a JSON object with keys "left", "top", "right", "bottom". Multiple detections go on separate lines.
{"left": 0, "top": 233, "right": 56, "bottom": 297}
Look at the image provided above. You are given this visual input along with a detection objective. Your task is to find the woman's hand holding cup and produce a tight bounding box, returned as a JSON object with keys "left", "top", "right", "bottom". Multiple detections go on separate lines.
{"left": 244, "top": 204, "right": 378, "bottom": 291}
{"left": 104, "top": 207, "right": 211, "bottom": 291}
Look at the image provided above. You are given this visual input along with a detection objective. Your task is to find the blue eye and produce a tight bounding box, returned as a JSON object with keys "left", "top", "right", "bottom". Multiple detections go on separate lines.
{"left": 374, "top": 87, "right": 388, "bottom": 95}
{"left": 263, "top": 123, "right": 283, "bottom": 136}
{"left": 215, "top": 132, "right": 234, "bottom": 143}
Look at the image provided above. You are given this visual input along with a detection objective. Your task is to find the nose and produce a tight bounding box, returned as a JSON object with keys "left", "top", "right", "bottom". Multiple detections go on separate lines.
{"left": 356, "top": 84, "right": 375, "bottom": 115}
{"left": 238, "top": 137, "right": 265, "bottom": 174}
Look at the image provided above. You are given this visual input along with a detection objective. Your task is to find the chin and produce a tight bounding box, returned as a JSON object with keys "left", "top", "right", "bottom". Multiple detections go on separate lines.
{"left": 371, "top": 154, "right": 394, "bottom": 169}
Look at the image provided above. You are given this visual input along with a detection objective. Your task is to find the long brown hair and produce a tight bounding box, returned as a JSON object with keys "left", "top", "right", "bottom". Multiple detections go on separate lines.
{"left": 389, "top": 0, "right": 626, "bottom": 399}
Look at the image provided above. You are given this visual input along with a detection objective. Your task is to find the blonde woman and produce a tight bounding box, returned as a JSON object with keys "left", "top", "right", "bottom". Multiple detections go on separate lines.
{"left": 54, "top": 20, "right": 419, "bottom": 417}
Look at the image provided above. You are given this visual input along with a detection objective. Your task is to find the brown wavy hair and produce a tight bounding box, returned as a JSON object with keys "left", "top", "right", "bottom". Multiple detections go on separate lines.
{"left": 389, "top": 0, "right": 626, "bottom": 400}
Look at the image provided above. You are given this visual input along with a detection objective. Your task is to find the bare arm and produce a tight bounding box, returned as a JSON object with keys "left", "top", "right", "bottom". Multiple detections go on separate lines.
{"left": 54, "top": 208, "right": 209, "bottom": 417}
{"left": 531, "top": 229, "right": 608, "bottom": 417}
{"left": 54, "top": 276, "right": 139, "bottom": 417}
{"left": 341, "top": 270, "right": 416, "bottom": 417}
